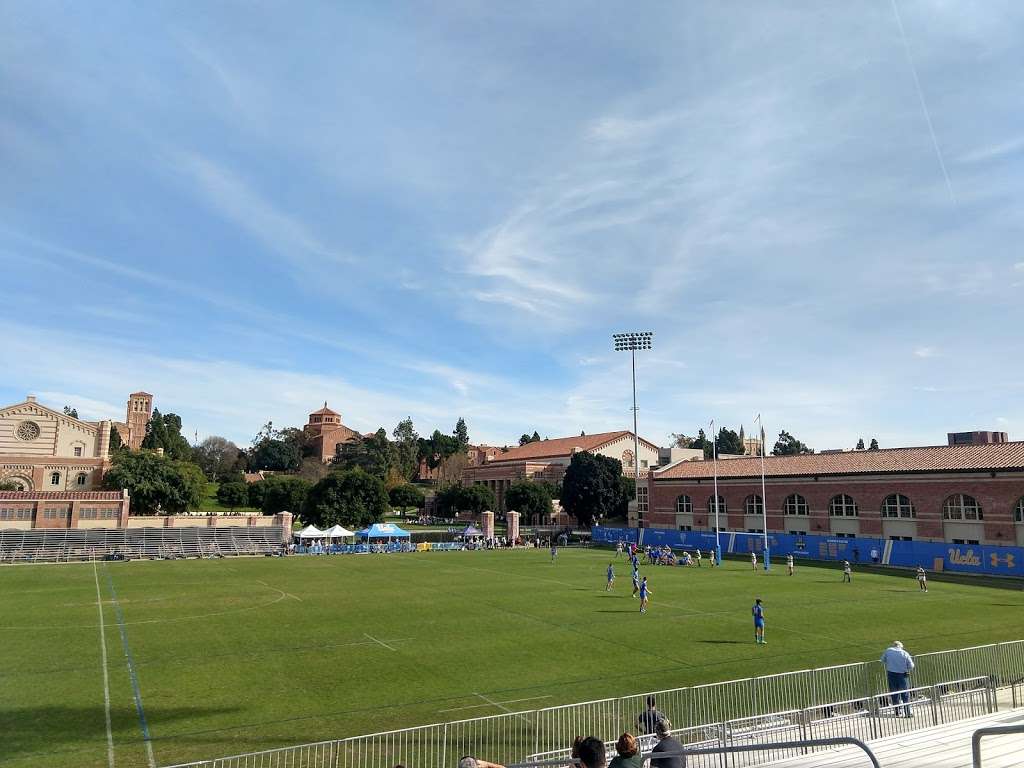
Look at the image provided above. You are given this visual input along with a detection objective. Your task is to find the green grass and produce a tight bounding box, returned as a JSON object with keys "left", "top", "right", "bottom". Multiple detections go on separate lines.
{"left": 193, "top": 482, "right": 260, "bottom": 516}
{"left": 2, "top": 550, "right": 1023, "bottom": 768}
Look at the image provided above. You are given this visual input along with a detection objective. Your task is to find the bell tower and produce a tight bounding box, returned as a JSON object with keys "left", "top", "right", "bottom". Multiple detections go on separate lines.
{"left": 126, "top": 391, "right": 153, "bottom": 450}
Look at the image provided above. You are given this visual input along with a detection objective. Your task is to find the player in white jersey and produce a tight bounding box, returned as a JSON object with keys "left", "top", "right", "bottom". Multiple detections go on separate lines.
{"left": 786, "top": 554, "right": 795, "bottom": 576}
{"left": 916, "top": 566, "right": 928, "bottom": 592}
{"left": 751, "top": 551, "right": 758, "bottom": 570}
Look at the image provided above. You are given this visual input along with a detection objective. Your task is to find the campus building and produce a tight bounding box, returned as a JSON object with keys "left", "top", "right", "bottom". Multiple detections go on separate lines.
{"left": 642, "top": 442, "right": 1024, "bottom": 546}
{"left": 461, "top": 430, "right": 662, "bottom": 519}
{"left": 303, "top": 403, "right": 361, "bottom": 462}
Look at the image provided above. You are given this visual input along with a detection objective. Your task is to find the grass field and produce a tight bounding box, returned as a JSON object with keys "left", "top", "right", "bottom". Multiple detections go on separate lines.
{"left": 3, "top": 548, "right": 1024, "bottom": 768}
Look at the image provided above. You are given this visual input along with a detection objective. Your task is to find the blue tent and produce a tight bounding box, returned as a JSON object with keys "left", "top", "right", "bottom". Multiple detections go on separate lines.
{"left": 357, "top": 523, "right": 411, "bottom": 539}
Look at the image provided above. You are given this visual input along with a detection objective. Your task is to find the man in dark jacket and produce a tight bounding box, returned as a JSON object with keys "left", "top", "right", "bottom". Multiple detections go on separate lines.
{"left": 649, "top": 718, "right": 684, "bottom": 768}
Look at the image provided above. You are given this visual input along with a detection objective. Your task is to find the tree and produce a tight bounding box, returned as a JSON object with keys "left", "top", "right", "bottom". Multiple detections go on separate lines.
{"left": 771, "top": 430, "right": 814, "bottom": 456}
{"left": 560, "top": 451, "right": 626, "bottom": 526}
{"left": 109, "top": 426, "right": 123, "bottom": 451}
{"left": 0, "top": 480, "right": 21, "bottom": 491}
{"left": 260, "top": 475, "right": 311, "bottom": 515}
{"left": 671, "top": 434, "right": 696, "bottom": 448}
{"left": 417, "top": 429, "right": 463, "bottom": 481}
{"left": 334, "top": 428, "right": 398, "bottom": 480}
{"left": 193, "top": 436, "right": 241, "bottom": 481}
{"left": 434, "top": 483, "right": 495, "bottom": 518}
{"left": 690, "top": 429, "right": 713, "bottom": 458}
{"left": 216, "top": 481, "right": 249, "bottom": 512}
{"left": 392, "top": 418, "right": 420, "bottom": 481}
{"left": 505, "top": 481, "right": 552, "bottom": 522}
{"left": 248, "top": 480, "right": 267, "bottom": 510}
{"left": 869, "top": 438, "right": 880, "bottom": 450}
{"left": 63, "top": 405, "right": 79, "bottom": 419}
{"left": 454, "top": 417, "right": 469, "bottom": 447}
{"left": 856, "top": 438, "right": 865, "bottom": 450}
{"left": 103, "top": 451, "right": 205, "bottom": 514}
{"left": 389, "top": 483, "right": 425, "bottom": 515}
{"left": 250, "top": 438, "right": 301, "bottom": 472}
{"left": 140, "top": 409, "right": 192, "bottom": 460}
{"left": 304, "top": 469, "right": 389, "bottom": 529}
{"left": 716, "top": 427, "right": 744, "bottom": 456}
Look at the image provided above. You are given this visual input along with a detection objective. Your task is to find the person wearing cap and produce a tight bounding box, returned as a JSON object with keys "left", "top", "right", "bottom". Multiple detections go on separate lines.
{"left": 881, "top": 640, "right": 915, "bottom": 717}
{"left": 649, "top": 718, "right": 684, "bottom": 768}
{"left": 608, "top": 733, "right": 644, "bottom": 768}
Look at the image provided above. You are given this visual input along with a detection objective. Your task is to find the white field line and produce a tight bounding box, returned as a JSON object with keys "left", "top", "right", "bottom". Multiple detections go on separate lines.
{"left": 363, "top": 633, "right": 397, "bottom": 651}
{"left": 474, "top": 692, "right": 533, "bottom": 723}
{"left": 92, "top": 562, "right": 115, "bottom": 768}
{"left": 438, "top": 695, "right": 551, "bottom": 713}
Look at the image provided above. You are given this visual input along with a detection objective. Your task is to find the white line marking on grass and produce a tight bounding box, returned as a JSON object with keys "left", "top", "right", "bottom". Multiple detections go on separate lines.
{"left": 92, "top": 562, "right": 115, "bottom": 768}
{"left": 438, "top": 695, "right": 551, "bottom": 713}
{"left": 363, "top": 633, "right": 397, "bottom": 651}
{"left": 474, "top": 692, "right": 533, "bottom": 723}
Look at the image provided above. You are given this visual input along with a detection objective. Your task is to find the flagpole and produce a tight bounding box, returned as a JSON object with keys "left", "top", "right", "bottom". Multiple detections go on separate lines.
{"left": 756, "top": 414, "right": 770, "bottom": 571}
{"left": 711, "top": 419, "right": 721, "bottom": 565}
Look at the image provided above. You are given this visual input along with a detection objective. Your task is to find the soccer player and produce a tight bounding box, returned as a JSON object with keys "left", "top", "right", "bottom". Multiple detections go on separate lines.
{"left": 695, "top": 549, "right": 702, "bottom": 568}
{"left": 616, "top": 541, "right": 623, "bottom": 558}
{"left": 606, "top": 562, "right": 615, "bottom": 591}
{"left": 707, "top": 549, "right": 716, "bottom": 567}
{"left": 916, "top": 566, "right": 928, "bottom": 592}
{"left": 786, "top": 554, "right": 795, "bottom": 576}
{"left": 751, "top": 551, "right": 758, "bottom": 571}
{"left": 550, "top": 542, "right": 557, "bottom": 563}
{"left": 639, "top": 576, "right": 652, "bottom": 614}
{"left": 842, "top": 559, "right": 852, "bottom": 582}
{"left": 752, "top": 598, "right": 766, "bottom": 644}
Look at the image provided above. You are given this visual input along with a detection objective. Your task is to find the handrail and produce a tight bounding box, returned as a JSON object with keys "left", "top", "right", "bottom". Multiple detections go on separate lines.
{"left": 507, "top": 736, "right": 881, "bottom": 768}
{"left": 972, "top": 723, "right": 1024, "bottom": 768}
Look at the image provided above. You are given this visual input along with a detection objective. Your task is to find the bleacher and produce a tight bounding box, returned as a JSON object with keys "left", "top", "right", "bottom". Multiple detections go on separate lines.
{"left": 0, "top": 525, "right": 284, "bottom": 564}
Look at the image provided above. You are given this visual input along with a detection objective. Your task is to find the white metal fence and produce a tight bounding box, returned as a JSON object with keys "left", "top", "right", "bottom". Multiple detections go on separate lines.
{"left": 163, "top": 640, "right": 1023, "bottom": 768}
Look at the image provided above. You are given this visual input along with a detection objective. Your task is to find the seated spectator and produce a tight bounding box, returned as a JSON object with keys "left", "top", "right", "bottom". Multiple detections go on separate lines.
{"left": 576, "top": 736, "right": 607, "bottom": 768}
{"left": 650, "top": 718, "right": 684, "bottom": 768}
{"left": 458, "top": 757, "right": 505, "bottom": 768}
{"left": 608, "top": 733, "right": 643, "bottom": 768}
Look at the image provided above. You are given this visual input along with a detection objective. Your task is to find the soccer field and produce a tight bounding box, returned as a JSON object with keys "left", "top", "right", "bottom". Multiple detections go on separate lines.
{"left": 3, "top": 548, "right": 1024, "bottom": 768}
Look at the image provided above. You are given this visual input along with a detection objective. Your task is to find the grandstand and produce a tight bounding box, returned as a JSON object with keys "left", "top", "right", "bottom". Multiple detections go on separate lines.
{"left": 0, "top": 525, "right": 284, "bottom": 563}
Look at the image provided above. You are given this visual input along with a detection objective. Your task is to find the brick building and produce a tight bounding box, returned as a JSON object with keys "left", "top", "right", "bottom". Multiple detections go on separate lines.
{"left": 462, "top": 430, "right": 662, "bottom": 518}
{"left": 643, "top": 442, "right": 1024, "bottom": 546}
{"left": 0, "top": 490, "right": 131, "bottom": 529}
{"left": 303, "top": 403, "right": 361, "bottom": 462}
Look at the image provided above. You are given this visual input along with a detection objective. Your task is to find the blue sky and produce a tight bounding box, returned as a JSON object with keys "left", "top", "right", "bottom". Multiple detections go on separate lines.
{"left": 2, "top": 1, "right": 1022, "bottom": 451}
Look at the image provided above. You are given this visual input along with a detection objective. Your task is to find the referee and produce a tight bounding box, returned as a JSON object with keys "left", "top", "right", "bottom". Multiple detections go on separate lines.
{"left": 881, "top": 640, "right": 915, "bottom": 717}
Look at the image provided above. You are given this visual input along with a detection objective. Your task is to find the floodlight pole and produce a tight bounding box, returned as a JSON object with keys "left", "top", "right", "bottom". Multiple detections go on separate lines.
{"left": 755, "top": 413, "right": 770, "bottom": 571}
{"left": 613, "top": 332, "right": 652, "bottom": 549}
{"left": 712, "top": 419, "right": 721, "bottom": 565}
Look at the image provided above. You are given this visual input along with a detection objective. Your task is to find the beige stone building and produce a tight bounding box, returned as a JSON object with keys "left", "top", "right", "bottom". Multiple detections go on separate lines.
{"left": 304, "top": 403, "right": 361, "bottom": 462}
{"left": 0, "top": 392, "right": 155, "bottom": 492}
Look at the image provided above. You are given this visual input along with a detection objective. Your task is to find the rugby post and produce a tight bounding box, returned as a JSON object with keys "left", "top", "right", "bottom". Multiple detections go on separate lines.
{"left": 755, "top": 413, "right": 770, "bottom": 571}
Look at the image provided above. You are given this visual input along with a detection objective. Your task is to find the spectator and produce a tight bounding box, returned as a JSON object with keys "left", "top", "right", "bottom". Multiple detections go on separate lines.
{"left": 458, "top": 757, "right": 505, "bottom": 768}
{"left": 880, "top": 640, "right": 915, "bottom": 717}
{"left": 636, "top": 695, "right": 666, "bottom": 734}
{"left": 870, "top": 547, "right": 879, "bottom": 564}
{"left": 576, "top": 736, "right": 607, "bottom": 768}
{"left": 650, "top": 718, "right": 684, "bottom": 768}
{"left": 608, "top": 733, "right": 643, "bottom": 768}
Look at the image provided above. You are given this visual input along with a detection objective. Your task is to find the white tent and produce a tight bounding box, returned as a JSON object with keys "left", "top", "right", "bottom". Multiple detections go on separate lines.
{"left": 295, "top": 525, "right": 325, "bottom": 539}
{"left": 323, "top": 524, "right": 355, "bottom": 538}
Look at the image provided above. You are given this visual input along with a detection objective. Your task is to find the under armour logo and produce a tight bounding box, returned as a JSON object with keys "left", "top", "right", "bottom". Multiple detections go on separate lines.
{"left": 990, "top": 554, "right": 1015, "bottom": 568}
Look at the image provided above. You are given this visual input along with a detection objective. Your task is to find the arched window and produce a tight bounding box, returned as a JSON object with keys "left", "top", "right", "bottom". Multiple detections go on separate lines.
{"left": 76, "top": 472, "right": 88, "bottom": 486}
{"left": 707, "top": 495, "right": 726, "bottom": 516}
{"left": 943, "top": 494, "right": 983, "bottom": 521}
{"left": 50, "top": 472, "right": 61, "bottom": 486}
{"left": 676, "top": 495, "right": 692, "bottom": 515}
{"left": 829, "top": 494, "right": 858, "bottom": 517}
{"left": 783, "top": 493, "right": 808, "bottom": 515}
{"left": 745, "top": 494, "right": 764, "bottom": 515}
{"left": 882, "top": 494, "right": 915, "bottom": 519}
{"left": 621, "top": 449, "right": 635, "bottom": 468}
{"left": 1016, "top": 498, "right": 1024, "bottom": 523}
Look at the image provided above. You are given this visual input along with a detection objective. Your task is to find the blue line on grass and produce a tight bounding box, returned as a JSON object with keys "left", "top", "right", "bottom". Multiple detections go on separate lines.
{"left": 106, "top": 569, "right": 155, "bottom": 765}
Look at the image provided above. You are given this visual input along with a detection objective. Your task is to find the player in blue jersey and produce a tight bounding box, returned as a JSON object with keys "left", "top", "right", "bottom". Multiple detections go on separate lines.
{"left": 550, "top": 542, "right": 557, "bottom": 563}
{"left": 639, "top": 576, "right": 652, "bottom": 614}
{"left": 606, "top": 562, "right": 615, "bottom": 591}
{"left": 752, "top": 598, "right": 766, "bottom": 644}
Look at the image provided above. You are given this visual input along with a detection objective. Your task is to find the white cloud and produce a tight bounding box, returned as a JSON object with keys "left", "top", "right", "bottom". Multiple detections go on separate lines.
{"left": 913, "top": 346, "right": 938, "bottom": 358}
{"left": 957, "top": 136, "right": 1024, "bottom": 165}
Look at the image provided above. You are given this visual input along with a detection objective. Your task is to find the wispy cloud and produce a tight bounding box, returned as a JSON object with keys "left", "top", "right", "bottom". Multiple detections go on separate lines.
{"left": 957, "top": 135, "right": 1024, "bottom": 165}
{"left": 913, "top": 346, "right": 938, "bottom": 359}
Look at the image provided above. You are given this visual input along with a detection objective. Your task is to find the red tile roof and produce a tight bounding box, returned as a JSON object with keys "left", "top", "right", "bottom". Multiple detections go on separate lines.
{"left": 653, "top": 442, "right": 1024, "bottom": 481}
{"left": 310, "top": 402, "right": 340, "bottom": 416}
{"left": 488, "top": 430, "right": 655, "bottom": 463}
{"left": 0, "top": 491, "right": 125, "bottom": 501}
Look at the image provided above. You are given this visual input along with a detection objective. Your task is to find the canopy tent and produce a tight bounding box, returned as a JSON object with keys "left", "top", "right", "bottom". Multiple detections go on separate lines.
{"left": 295, "top": 525, "right": 325, "bottom": 539}
{"left": 357, "top": 523, "right": 411, "bottom": 539}
{"left": 461, "top": 525, "right": 484, "bottom": 538}
{"left": 323, "top": 524, "right": 356, "bottom": 538}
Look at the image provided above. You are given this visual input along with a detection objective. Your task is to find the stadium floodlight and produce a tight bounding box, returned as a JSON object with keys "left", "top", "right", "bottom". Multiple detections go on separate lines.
{"left": 612, "top": 332, "right": 653, "bottom": 543}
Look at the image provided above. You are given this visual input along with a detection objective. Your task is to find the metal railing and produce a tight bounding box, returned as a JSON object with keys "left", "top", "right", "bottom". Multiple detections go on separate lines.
{"left": 163, "top": 641, "right": 1021, "bottom": 768}
{"left": 971, "top": 722, "right": 1024, "bottom": 768}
